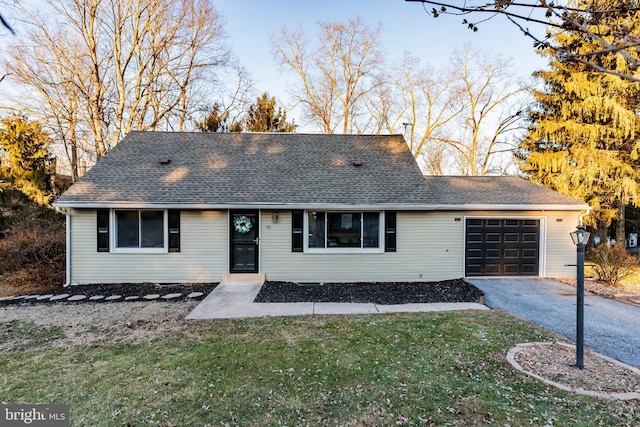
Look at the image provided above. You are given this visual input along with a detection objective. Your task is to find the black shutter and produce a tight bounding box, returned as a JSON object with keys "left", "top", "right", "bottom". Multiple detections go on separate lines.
{"left": 385, "top": 211, "right": 396, "bottom": 252}
{"left": 97, "top": 209, "right": 110, "bottom": 252}
{"left": 292, "top": 210, "right": 303, "bottom": 252}
{"left": 168, "top": 210, "right": 180, "bottom": 252}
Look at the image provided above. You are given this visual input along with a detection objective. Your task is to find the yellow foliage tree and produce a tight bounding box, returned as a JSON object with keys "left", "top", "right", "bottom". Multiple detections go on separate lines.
{"left": 519, "top": 21, "right": 640, "bottom": 244}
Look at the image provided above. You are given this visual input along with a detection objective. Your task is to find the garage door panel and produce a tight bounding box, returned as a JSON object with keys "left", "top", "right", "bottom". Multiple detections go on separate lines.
{"left": 504, "top": 233, "right": 520, "bottom": 242}
{"left": 504, "top": 248, "right": 519, "bottom": 258}
{"left": 485, "top": 264, "right": 501, "bottom": 274}
{"left": 465, "top": 219, "right": 540, "bottom": 277}
{"left": 503, "top": 264, "right": 520, "bottom": 274}
{"left": 485, "top": 233, "right": 502, "bottom": 242}
{"left": 467, "top": 232, "right": 483, "bottom": 243}
{"left": 485, "top": 248, "right": 501, "bottom": 259}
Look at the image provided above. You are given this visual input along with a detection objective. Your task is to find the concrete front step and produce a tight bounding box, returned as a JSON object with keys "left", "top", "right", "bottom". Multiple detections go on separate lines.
{"left": 222, "top": 273, "right": 266, "bottom": 282}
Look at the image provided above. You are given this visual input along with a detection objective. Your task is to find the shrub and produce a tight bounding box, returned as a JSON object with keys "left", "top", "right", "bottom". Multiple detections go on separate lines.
{"left": 0, "top": 211, "right": 65, "bottom": 293}
{"left": 587, "top": 244, "right": 637, "bottom": 286}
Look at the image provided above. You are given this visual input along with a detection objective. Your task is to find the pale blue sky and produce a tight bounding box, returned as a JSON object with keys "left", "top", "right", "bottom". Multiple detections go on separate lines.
{"left": 219, "top": 0, "right": 549, "bottom": 113}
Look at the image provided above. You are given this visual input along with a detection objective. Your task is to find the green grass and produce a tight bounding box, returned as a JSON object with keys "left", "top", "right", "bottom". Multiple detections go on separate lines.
{"left": 1, "top": 311, "right": 638, "bottom": 426}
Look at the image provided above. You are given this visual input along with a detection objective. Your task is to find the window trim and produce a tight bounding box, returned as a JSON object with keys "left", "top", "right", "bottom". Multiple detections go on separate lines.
{"left": 111, "top": 209, "right": 168, "bottom": 253}
{"left": 303, "top": 210, "right": 385, "bottom": 254}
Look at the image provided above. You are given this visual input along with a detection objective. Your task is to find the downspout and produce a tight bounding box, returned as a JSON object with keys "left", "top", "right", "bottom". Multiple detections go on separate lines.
{"left": 56, "top": 206, "right": 71, "bottom": 286}
{"left": 578, "top": 207, "right": 592, "bottom": 227}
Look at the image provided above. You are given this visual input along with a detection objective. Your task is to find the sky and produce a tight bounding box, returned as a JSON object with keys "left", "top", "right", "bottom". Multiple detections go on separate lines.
{"left": 218, "top": 0, "right": 550, "bottom": 127}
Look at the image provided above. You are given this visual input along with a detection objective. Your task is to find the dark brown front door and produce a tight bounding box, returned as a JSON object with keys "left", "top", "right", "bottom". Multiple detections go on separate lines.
{"left": 465, "top": 218, "right": 540, "bottom": 277}
{"left": 230, "top": 210, "right": 259, "bottom": 273}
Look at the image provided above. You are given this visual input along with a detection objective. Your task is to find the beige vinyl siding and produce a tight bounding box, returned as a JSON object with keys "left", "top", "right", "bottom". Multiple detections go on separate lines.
{"left": 70, "top": 209, "right": 227, "bottom": 284}
{"left": 542, "top": 210, "right": 582, "bottom": 278}
{"left": 260, "top": 209, "right": 581, "bottom": 282}
{"left": 68, "top": 208, "right": 581, "bottom": 284}
{"left": 261, "top": 211, "right": 464, "bottom": 282}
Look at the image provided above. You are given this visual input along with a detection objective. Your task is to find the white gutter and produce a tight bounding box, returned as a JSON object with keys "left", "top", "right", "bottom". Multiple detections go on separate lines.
{"left": 53, "top": 202, "right": 590, "bottom": 212}
{"left": 55, "top": 206, "right": 71, "bottom": 287}
{"left": 578, "top": 206, "right": 593, "bottom": 226}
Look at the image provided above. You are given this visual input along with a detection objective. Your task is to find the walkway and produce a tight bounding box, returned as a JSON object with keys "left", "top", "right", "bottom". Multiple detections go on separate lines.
{"left": 466, "top": 278, "right": 640, "bottom": 369}
{"left": 185, "top": 277, "right": 487, "bottom": 320}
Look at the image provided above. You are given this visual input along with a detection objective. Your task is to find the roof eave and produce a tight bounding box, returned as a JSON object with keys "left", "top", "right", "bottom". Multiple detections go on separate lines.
{"left": 53, "top": 201, "right": 589, "bottom": 212}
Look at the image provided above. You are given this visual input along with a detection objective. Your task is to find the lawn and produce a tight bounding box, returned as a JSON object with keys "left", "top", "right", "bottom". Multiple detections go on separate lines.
{"left": 1, "top": 310, "right": 638, "bottom": 426}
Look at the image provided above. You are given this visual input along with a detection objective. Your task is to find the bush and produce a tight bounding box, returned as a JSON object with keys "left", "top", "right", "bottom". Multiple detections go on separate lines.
{"left": 587, "top": 244, "right": 637, "bottom": 286}
{"left": 0, "top": 210, "right": 65, "bottom": 294}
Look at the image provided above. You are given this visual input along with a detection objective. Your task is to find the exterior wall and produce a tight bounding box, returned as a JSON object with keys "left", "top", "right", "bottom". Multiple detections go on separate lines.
{"left": 68, "top": 208, "right": 581, "bottom": 284}
{"left": 261, "top": 210, "right": 581, "bottom": 282}
{"left": 69, "top": 209, "right": 228, "bottom": 284}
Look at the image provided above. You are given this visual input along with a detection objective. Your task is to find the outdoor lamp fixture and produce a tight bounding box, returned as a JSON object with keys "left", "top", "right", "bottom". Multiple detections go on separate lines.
{"left": 272, "top": 212, "right": 279, "bottom": 224}
{"left": 569, "top": 224, "right": 591, "bottom": 369}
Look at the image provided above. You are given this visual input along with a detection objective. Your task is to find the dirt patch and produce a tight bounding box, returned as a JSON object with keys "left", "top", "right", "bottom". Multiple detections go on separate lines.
{"left": 513, "top": 342, "right": 640, "bottom": 397}
{"left": 0, "top": 301, "right": 200, "bottom": 351}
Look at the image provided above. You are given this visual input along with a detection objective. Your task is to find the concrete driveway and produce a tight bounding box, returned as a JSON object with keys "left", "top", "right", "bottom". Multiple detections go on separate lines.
{"left": 466, "top": 278, "right": 640, "bottom": 369}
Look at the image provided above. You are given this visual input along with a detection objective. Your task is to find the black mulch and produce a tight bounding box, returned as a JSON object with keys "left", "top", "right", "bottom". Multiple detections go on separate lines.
{"left": 0, "top": 283, "right": 218, "bottom": 305}
{"left": 254, "top": 279, "right": 484, "bottom": 305}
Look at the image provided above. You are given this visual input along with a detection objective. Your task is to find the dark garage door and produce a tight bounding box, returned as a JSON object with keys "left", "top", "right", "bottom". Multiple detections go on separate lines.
{"left": 465, "top": 218, "right": 540, "bottom": 277}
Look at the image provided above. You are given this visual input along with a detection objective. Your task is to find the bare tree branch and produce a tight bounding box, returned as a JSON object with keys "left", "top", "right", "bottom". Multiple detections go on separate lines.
{"left": 406, "top": 0, "right": 640, "bottom": 82}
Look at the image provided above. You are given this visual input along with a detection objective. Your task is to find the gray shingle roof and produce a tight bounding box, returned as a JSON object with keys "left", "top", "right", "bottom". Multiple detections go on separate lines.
{"left": 56, "top": 132, "right": 432, "bottom": 207}
{"left": 423, "top": 176, "right": 587, "bottom": 207}
{"left": 56, "top": 131, "right": 587, "bottom": 210}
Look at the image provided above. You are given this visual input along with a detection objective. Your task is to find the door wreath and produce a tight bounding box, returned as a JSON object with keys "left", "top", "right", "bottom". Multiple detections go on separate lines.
{"left": 233, "top": 215, "right": 253, "bottom": 234}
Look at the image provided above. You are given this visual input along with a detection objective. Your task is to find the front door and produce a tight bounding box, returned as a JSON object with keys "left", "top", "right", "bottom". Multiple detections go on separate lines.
{"left": 230, "top": 210, "right": 259, "bottom": 273}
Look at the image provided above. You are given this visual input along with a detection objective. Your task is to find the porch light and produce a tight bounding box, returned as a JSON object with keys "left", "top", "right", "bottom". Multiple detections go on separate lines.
{"left": 570, "top": 225, "right": 590, "bottom": 246}
{"left": 569, "top": 224, "right": 590, "bottom": 369}
{"left": 272, "top": 212, "right": 279, "bottom": 224}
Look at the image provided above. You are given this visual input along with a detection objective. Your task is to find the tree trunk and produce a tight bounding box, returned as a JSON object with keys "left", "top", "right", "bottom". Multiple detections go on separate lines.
{"left": 617, "top": 201, "right": 626, "bottom": 247}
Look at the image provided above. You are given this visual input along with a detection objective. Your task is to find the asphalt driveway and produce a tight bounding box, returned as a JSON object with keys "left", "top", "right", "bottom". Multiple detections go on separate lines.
{"left": 466, "top": 278, "right": 640, "bottom": 369}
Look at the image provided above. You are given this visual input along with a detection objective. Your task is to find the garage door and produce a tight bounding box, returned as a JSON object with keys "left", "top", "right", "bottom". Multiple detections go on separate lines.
{"left": 465, "top": 218, "right": 540, "bottom": 277}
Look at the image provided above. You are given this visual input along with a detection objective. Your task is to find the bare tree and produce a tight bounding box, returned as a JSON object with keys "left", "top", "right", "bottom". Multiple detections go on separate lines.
{"left": 362, "top": 54, "right": 464, "bottom": 173}
{"left": 1, "top": 0, "right": 233, "bottom": 168}
{"left": 406, "top": 0, "right": 640, "bottom": 82}
{"left": 272, "top": 16, "right": 386, "bottom": 134}
{"left": 435, "top": 46, "right": 526, "bottom": 176}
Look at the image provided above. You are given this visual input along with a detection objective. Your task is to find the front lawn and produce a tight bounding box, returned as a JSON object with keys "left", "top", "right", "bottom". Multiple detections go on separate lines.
{"left": 1, "top": 311, "right": 638, "bottom": 426}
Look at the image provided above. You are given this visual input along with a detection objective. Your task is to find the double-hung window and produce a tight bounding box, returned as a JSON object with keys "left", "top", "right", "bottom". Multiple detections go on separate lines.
{"left": 306, "top": 211, "right": 382, "bottom": 252}
{"left": 113, "top": 210, "right": 167, "bottom": 252}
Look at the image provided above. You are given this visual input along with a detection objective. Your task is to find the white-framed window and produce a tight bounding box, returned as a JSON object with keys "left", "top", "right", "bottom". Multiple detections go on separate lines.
{"left": 305, "top": 211, "right": 383, "bottom": 253}
{"left": 112, "top": 209, "right": 168, "bottom": 253}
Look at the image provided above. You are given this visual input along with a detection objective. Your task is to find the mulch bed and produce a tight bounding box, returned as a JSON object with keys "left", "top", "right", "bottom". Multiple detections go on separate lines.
{"left": 254, "top": 278, "right": 484, "bottom": 305}
{"left": 0, "top": 283, "right": 218, "bottom": 305}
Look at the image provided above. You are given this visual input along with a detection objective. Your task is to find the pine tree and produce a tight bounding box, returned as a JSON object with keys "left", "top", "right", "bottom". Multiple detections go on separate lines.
{"left": 195, "top": 102, "right": 242, "bottom": 133}
{"left": 519, "top": 24, "right": 640, "bottom": 244}
{"left": 244, "top": 93, "right": 295, "bottom": 133}
{"left": 0, "top": 115, "right": 56, "bottom": 205}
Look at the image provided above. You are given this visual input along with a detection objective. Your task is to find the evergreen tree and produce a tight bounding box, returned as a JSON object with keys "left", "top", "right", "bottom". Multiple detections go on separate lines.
{"left": 0, "top": 115, "right": 56, "bottom": 205}
{"left": 195, "top": 102, "right": 242, "bottom": 133}
{"left": 518, "top": 24, "right": 640, "bottom": 244}
{"left": 244, "top": 92, "right": 295, "bottom": 132}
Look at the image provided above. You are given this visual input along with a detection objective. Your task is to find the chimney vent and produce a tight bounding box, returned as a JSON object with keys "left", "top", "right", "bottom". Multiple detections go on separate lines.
{"left": 352, "top": 160, "right": 362, "bottom": 167}
{"left": 159, "top": 158, "right": 171, "bottom": 165}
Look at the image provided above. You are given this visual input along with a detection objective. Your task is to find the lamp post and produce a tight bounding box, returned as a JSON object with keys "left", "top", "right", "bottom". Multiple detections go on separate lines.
{"left": 569, "top": 224, "right": 590, "bottom": 369}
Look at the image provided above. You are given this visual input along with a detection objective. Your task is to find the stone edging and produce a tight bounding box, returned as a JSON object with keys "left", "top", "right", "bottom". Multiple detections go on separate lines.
{"left": 506, "top": 342, "right": 640, "bottom": 401}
